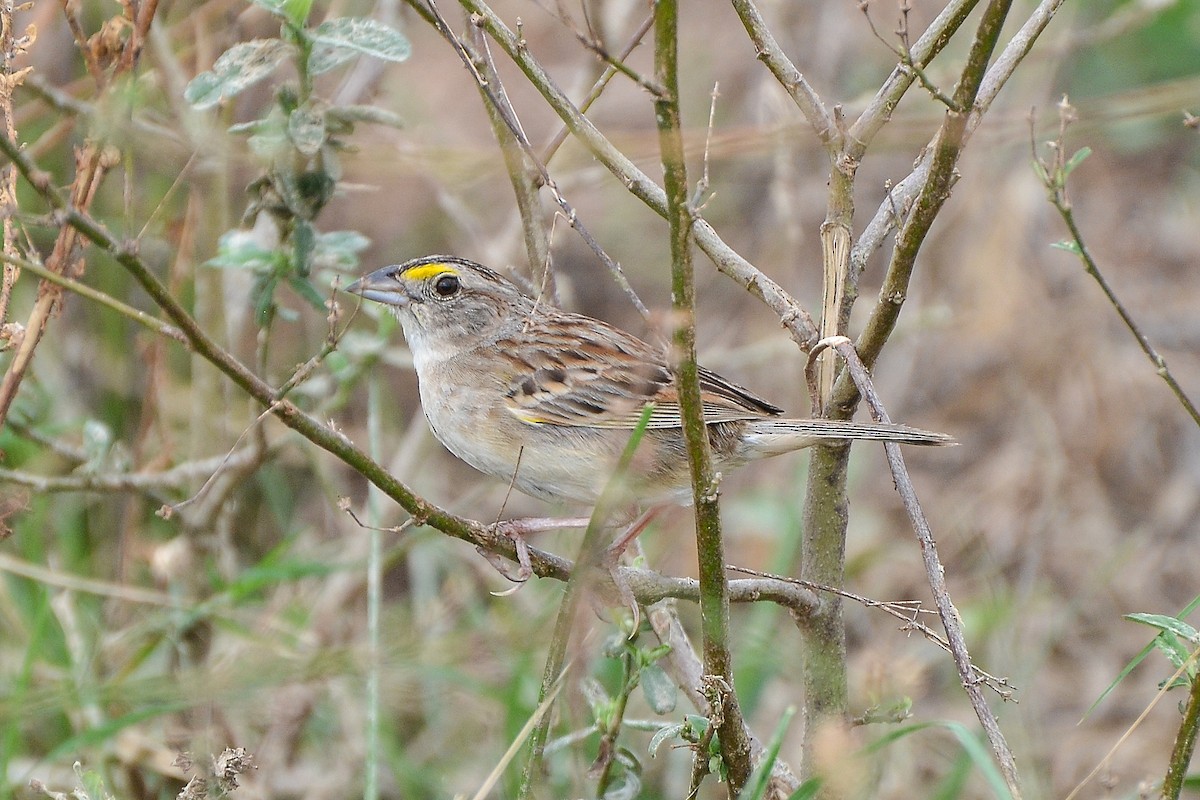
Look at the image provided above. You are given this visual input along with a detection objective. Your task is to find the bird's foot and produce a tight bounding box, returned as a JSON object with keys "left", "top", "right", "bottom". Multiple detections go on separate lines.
{"left": 481, "top": 516, "right": 592, "bottom": 586}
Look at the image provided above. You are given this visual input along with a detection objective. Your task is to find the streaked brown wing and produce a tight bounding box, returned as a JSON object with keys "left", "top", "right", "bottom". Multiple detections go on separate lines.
{"left": 501, "top": 311, "right": 782, "bottom": 429}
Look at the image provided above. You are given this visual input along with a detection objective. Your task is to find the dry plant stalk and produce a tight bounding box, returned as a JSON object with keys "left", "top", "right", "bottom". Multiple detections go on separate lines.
{"left": 0, "top": 1, "right": 35, "bottom": 338}
{"left": 0, "top": 143, "right": 118, "bottom": 424}
{"left": 0, "top": 0, "right": 159, "bottom": 425}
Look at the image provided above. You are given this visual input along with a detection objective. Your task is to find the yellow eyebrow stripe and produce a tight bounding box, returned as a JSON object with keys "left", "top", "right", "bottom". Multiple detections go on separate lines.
{"left": 403, "top": 263, "right": 458, "bottom": 282}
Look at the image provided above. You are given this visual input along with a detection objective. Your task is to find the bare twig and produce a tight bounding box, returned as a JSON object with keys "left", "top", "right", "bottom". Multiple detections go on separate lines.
{"left": 833, "top": 0, "right": 1018, "bottom": 417}
{"left": 447, "top": 0, "right": 821, "bottom": 347}
{"left": 859, "top": 1, "right": 962, "bottom": 112}
{"left": 558, "top": 10, "right": 664, "bottom": 98}
{"left": 417, "top": 0, "right": 652, "bottom": 321}
{"left": 850, "top": 0, "right": 1068, "bottom": 279}
{"left": 727, "top": 565, "right": 1014, "bottom": 698}
{"left": 849, "top": 0, "right": 981, "bottom": 155}
{"left": 540, "top": 12, "right": 654, "bottom": 164}
{"left": 729, "top": 0, "right": 835, "bottom": 145}
{"left": 1033, "top": 99, "right": 1200, "bottom": 428}
{"left": 0, "top": 448, "right": 272, "bottom": 496}
{"left": 812, "top": 336, "right": 1023, "bottom": 798}
{"left": 468, "top": 22, "right": 554, "bottom": 300}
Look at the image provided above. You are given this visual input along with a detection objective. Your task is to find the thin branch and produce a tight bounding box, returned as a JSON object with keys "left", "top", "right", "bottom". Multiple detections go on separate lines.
{"left": 859, "top": 2, "right": 962, "bottom": 112}
{"left": 833, "top": 0, "right": 1017, "bottom": 415}
{"left": 0, "top": 251, "right": 187, "bottom": 343}
{"left": 848, "top": 0, "right": 981, "bottom": 155}
{"left": 563, "top": 16, "right": 664, "bottom": 99}
{"left": 729, "top": 0, "right": 835, "bottom": 145}
{"left": 813, "top": 336, "right": 1022, "bottom": 798}
{"left": 1033, "top": 100, "right": 1200, "bottom": 428}
{"left": 467, "top": 22, "right": 554, "bottom": 300}
{"left": 0, "top": 448, "right": 270, "bottom": 495}
{"left": 850, "top": 0, "right": 1068, "bottom": 279}
{"left": 449, "top": 0, "right": 821, "bottom": 347}
{"left": 540, "top": 12, "right": 655, "bottom": 165}
{"left": 727, "top": 565, "right": 1014, "bottom": 698}
{"left": 418, "top": 0, "right": 652, "bottom": 321}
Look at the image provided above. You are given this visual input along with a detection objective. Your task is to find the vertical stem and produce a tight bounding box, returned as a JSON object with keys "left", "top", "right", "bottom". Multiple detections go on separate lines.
{"left": 799, "top": 446, "right": 850, "bottom": 786}
{"left": 0, "top": 0, "right": 19, "bottom": 326}
{"left": 364, "top": 376, "right": 383, "bottom": 800}
{"left": 653, "top": 0, "right": 751, "bottom": 793}
{"left": 1161, "top": 669, "right": 1200, "bottom": 800}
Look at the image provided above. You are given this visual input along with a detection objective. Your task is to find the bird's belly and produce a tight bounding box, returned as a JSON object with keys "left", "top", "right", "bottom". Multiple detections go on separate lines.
{"left": 417, "top": 372, "right": 618, "bottom": 504}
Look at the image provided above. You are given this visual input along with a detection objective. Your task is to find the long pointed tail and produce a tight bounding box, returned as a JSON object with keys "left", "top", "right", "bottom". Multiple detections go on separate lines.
{"left": 742, "top": 418, "right": 955, "bottom": 458}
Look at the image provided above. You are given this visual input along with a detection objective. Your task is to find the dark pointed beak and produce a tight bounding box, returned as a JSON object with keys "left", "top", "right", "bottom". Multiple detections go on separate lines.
{"left": 344, "top": 268, "right": 413, "bottom": 307}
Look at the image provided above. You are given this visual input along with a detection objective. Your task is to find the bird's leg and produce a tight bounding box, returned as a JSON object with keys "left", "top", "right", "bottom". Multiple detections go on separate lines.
{"left": 483, "top": 516, "right": 592, "bottom": 583}
{"left": 605, "top": 506, "right": 666, "bottom": 561}
{"left": 597, "top": 506, "right": 666, "bottom": 632}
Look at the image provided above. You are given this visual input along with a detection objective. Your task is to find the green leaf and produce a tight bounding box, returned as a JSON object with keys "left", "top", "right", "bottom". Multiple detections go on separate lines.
{"left": 1150, "top": 632, "right": 1193, "bottom": 674}
{"left": 313, "top": 230, "right": 370, "bottom": 266}
{"left": 1050, "top": 240, "right": 1081, "bottom": 255}
{"left": 76, "top": 763, "right": 112, "bottom": 800}
{"left": 205, "top": 230, "right": 281, "bottom": 272}
{"left": 252, "top": 273, "right": 279, "bottom": 327}
{"left": 1062, "top": 146, "right": 1092, "bottom": 177}
{"left": 224, "top": 558, "right": 346, "bottom": 602}
{"left": 309, "top": 17, "right": 411, "bottom": 75}
{"left": 249, "top": 0, "right": 312, "bottom": 26}
{"left": 786, "top": 780, "right": 823, "bottom": 800}
{"left": 647, "top": 723, "right": 683, "bottom": 757}
{"left": 326, "top": 104, "right": 405, "bottom": 130}
{"left": 185, "top": 39, "right": 293, "bottom": 110}
{"left": 288, "top": 101, "right": 327, "bottom": 157}
{"left": 1126, "top": 613, "right": 1200, "bottom": 643}
{"left": 287, "top": 275, "right": 327, "bottom": 312}
{"left": 600, "top": 767, "right": 641, "bottom": 800}
{"left": 639, "top": 664, "right": 677, "bottom": 715}
{"left": 865, "top": 721, "right": 1013, "bottom": 799}
{"left": 293, "top": 219, "right": 316, "bottom": 276}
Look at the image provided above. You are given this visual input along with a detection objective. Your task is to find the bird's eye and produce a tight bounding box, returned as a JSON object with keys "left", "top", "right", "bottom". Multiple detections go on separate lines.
{"left": 434, "top": 274, "right": 460, "bottom": 297}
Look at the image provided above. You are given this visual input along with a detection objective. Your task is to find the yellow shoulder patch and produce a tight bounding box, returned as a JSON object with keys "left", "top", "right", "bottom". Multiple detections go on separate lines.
{"left": 403, "top": 263, "right": 458, "bottom": 282}
{"left": 508, "top": 408, "right": 546, "bottom": 425}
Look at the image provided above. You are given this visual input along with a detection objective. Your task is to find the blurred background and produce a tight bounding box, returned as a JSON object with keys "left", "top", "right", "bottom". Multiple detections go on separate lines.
{"left": 1, "top": 0, "right": 1198, "bottom": 797}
